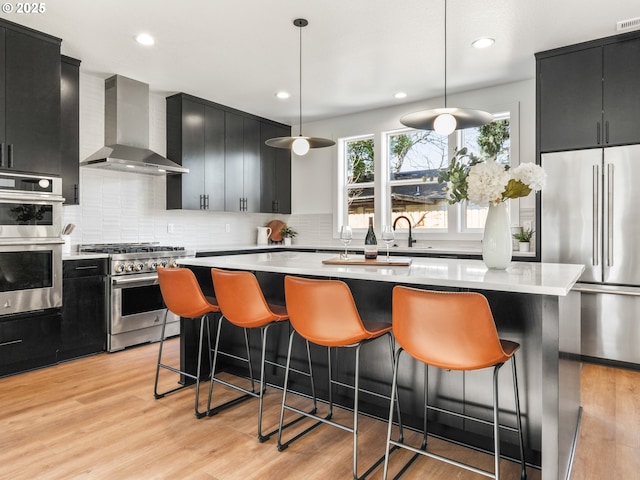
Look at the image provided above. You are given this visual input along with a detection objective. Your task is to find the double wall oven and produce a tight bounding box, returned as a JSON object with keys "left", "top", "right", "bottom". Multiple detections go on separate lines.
{"left": 78, "top": 244, "right": 194, "bottom": 352}
{"left": 0, "top": 173, "right": 64, "bottom": 316}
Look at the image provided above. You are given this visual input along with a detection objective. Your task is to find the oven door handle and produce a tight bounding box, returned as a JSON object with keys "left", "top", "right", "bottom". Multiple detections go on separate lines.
{"left": 112, "top": 274, "right": 159, "bottom": 286}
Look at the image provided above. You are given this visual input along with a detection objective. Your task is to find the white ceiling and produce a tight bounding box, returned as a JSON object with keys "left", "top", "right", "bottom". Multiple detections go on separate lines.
{"left": 3, "top": 0, "right": 638, "bottom": 125}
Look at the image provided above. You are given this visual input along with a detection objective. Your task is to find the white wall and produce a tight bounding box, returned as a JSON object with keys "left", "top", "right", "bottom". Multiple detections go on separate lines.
{"left": 289, "top": 79, "right": 537, "bottom": 234}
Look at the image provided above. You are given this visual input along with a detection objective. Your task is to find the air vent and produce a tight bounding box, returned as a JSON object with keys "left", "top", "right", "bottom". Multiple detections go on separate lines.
{"left": 616, "top": 16, "right": 640, "bottom": 32}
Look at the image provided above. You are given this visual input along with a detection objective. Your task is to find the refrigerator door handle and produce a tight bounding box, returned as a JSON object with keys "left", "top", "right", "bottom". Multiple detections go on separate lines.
{"left": 593, "top": 164, "right": 599, "bottom": 266}
{"left": 607, "top": 163, "right": 614, "bottom": 267}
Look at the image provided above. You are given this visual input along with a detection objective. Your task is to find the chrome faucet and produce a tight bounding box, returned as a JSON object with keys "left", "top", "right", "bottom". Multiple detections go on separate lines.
{"left": 392, "top": 215, "right": 416, "bottom": 247}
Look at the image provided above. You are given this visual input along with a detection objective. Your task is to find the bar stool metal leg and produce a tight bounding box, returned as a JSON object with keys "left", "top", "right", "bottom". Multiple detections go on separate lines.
{"left": 512, "top": 355, "right": 527, "bottom": 480}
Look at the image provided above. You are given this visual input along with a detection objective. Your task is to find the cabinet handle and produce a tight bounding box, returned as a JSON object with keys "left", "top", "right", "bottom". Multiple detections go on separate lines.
{"left": 605, "top": 121, "right": 610, "bottom": 144}
{"left": 7, "top": 144, "right": 13, "bottom": 168}
{"left": 596, "top": 122, "right": 601, "bottom": 145}
{"left": 74, "top": 184, "right": 79, "bottom": 204}
{"left": 205, "top": 195, "right": 209, "bottom": 210}
{"left": 0, "top": 142, "right": 4, "bottom": 167}
{"left": 0, "top": 339, "right": 22, "bottom": 347}
{"left": 199, "top": 194, "right": 204, "bottom": 210}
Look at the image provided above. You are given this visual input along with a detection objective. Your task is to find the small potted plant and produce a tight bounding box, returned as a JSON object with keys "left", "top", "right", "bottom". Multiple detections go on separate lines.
{"left": 512, "top": 227, "right": 534, "bottom": 252}
{"left": 280, "top": 226, "right": 297, "bottom": 246}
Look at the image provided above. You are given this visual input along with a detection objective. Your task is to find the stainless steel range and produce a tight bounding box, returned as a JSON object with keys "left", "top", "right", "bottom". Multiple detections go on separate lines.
{"left": 78, "top": 243, "right": 194, "bottom": 352}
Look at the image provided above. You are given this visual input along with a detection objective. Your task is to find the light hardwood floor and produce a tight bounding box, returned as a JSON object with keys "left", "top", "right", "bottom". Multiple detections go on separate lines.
{"left": 0, "top": 339, "right": 637, "bottom": 479}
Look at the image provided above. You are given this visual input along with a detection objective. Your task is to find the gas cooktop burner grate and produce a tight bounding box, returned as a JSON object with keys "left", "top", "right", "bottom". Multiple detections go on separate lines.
{"left": 79, "top": 243, "right": 186, "bottom": 254}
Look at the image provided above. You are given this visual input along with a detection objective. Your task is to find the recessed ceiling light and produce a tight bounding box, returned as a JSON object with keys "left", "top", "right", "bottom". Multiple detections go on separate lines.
{"left": 394, "top": 92, "right": 407, "bottom": 99}
{"left": 472, "top": 37, "right": 495, "bottom": 49}
{"left": 135, "top": 33, "right": 155, "bottom": 46}
{"left": 275, "top": 91, "right": 290, "bottom": 99}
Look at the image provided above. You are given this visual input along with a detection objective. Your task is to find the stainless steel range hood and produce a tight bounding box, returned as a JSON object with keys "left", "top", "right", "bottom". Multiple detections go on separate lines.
{"left": 81, "top": 75, "right": 188, "bottom": 175}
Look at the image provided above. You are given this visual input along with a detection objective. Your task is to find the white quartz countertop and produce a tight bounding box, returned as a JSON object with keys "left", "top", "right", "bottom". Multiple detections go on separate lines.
{"left": 179, "top": 251, "right": 584, "bottom": 296}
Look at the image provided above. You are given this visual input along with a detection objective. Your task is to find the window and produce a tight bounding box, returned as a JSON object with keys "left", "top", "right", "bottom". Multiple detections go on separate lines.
{"left": 387, "top": 130, "right": 449, "bottom": 231}
{"left": 337, "top": 109, "right": 515, "bottom": 238}
{"left": 343, "top": 136, "right": 375, "bottom": 229}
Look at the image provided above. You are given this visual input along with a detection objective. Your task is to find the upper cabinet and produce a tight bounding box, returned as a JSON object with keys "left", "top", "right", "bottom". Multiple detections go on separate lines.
{"left": 0, "top": 20, "right": 61, "bottom": 175}
{"left": 260, "top": 123, "right": 291, "bottom": 214}
{"left": 166, "top": 93, "right": 291, "bottom": 213}
{"left": 537, "top": 33, "right": 640, "bottom": 152}
{"left": 60, "top": 55, "right": 81, "bottom": 205}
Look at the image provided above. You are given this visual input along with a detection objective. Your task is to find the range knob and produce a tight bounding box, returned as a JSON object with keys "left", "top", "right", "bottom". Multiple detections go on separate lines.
{"left": 133, "top": 262, "right": 144, "bottom": 272}
{"left": 147, "top": 260, "right": 158, "bottom": 271}
{"left": 124, "top": 262, "right": 135, "bottom": 273}
{"left": 114, "top": 262, "right": 125, "bottom": 274}
{"left": 168, "top": 259, "right": 178, "bottom": 268}
{"left": 159, "top": 260, "right": 168, "bottom": 268}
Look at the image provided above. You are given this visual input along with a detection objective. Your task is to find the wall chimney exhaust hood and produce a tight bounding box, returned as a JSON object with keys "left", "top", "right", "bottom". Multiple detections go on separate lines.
{"left": 81, "top": 75, "right": 188, "bottom": 175}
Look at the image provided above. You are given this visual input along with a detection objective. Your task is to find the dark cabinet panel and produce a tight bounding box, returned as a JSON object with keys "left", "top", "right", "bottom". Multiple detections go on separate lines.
{"left": 0, "top": 310, "right": 61, "bottom": 377}
{"left": 0, "top": 24, "right": 61, "bottom": 175}
{"left": 224, "top": 111, "right": 244, "bottom": 211}
{"left": 603, "top": 37, "right": 640, "bottom": 146}
{"left": 179, "top": 98, "right": 206, "bottom": 210}
{"left": 538, "top": 47, "right": 603, "bottom": 152}
{"left": 59, "top": 258, "right": 108, "bottom": 361}
{"left": 204, "top": 106, "right": 225, "bottom": 211}
{"left": 260, "top": 123, "right": 291, "bottom": 214}
{"left": 538, "top": 33, "right": 640, "bottom": 153}
{"left": 60, "top": 55, "right": 80, "bottom": 205}
{"left": 243, "top": 116, "right": 261, "bottom": 213}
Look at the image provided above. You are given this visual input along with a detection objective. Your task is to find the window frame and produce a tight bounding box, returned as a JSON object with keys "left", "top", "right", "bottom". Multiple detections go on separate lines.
{"left": 336, "top": 103, "right": 520, "bottom": 241}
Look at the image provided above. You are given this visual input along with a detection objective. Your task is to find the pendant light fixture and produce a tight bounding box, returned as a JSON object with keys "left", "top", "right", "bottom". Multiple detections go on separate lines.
{"left": 400, "top": 0, "right": 493, "bottom": 136}
{"left": 265, "top": 18, "right": 335, "bottom": 155}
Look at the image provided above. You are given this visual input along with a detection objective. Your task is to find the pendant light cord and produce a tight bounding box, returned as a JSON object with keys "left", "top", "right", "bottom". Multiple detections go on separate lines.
{"left": 298, "top": 22, "right": 303, "bottom": 136}
{"left": 443, "top": 0, "right": 448, "bottom": 108}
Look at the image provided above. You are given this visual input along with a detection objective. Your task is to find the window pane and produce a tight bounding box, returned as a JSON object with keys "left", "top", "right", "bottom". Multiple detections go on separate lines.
{"left": 347, "top": 186, "right": 374, "bottom": 228}
{"left": 460, "top": 119, "right": 510, "bottom": 229}
{"left": 388, "top": 131, "right": 448, "bottom": 180}
{"left": 346, "top": 138, "right": 374, "bottom": 185}
{"left": 391, "top": 184, "right": 448, "bottom": 229}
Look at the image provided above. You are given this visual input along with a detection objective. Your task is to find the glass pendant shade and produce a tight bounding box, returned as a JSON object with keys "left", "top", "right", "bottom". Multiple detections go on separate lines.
{"left": 434, "top": 113, "right": 457, "bottom": 135}
{"left": 292, "top": 137, "right": 310, "bottom": 156}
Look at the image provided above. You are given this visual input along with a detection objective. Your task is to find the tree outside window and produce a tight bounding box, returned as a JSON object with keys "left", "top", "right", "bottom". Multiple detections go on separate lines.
{"left": 345, "top": 137, "right": 374, "bottom": 228}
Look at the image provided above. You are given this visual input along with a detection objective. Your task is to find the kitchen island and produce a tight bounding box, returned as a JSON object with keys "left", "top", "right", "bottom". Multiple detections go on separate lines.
{"left": 179, "top": 251, "right": 584, "bottom": 480}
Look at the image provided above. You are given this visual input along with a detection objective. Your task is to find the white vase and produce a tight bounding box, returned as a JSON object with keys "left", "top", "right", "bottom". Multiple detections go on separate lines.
{"left": 482, "top": 202, "right": 512, "bottom": 269}
{"left": 284, "top": 237, "right": 292, "bottom": 246}
{"left": 518, "top": 241, "right": 530, "bottom": 253}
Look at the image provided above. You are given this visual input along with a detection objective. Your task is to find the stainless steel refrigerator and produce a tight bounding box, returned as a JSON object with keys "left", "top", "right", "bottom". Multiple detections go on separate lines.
{"left": 542, "top": 144, "right": 640, "bottom": 365}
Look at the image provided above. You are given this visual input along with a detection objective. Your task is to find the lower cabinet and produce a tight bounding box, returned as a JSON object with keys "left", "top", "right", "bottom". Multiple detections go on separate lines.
{"left": 0, "top": 310, "right": 61, "bottom": 377}
{"left": 59, "top": 258, "right": 108, "bottom": 361}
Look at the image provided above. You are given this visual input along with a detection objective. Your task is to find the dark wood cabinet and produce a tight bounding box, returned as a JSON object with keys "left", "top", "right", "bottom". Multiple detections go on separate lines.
{"left": 602, "top": 37, "right": 640, "bottom": 146}
{"left": 0, "top": 20, "right": 61, "bottom": 175}
{"left": 260, "top": 123, "right": 291, "bottom": 214}
{"left": 60, "top": 55, "right": 81, "bottom": 205}
{"left": 225, "top": 112, "right": 260, "bottom": 212}
{"left": 537, "top": 33, "right": 640, "bottom": 152}
{"left": 166, "top": 92, "right": 291, "bottom": 212}
{"left": 59, "top": 258, "right": 108, "bottom": 361}
{"left": 0, "top": 310, "right": 61, "bottom": 377}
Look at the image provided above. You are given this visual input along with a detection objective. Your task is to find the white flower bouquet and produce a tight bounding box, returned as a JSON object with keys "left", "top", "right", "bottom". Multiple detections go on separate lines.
{"left": 439, "top": 147, "right": 546, "bottom": 206}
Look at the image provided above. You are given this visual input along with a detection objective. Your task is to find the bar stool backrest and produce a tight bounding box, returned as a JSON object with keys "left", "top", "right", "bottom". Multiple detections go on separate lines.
{"left": 392, "top": 286, "right": 509, "bottom": 370}
{"left": 157, "top": 267, "right": 217, "bottom": 318}
{"left": 211, "top": 268, "right": 279, "bottom": 327}
{"left": 284, "top": 275, "right": 370, "bottom": 346}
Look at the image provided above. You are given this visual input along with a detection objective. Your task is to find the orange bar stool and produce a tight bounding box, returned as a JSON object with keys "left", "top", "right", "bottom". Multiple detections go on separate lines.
{"left": 280, "top": 275, "right": 398, "bottom": 480}
{"left": 208, "top": 268, "right": 316, "bottom": 442}
{"left": 383, "top": 287, "right": 527, "bottom": 480}
{"left": 155, "top": 267, "right": 220, "bottom": 418}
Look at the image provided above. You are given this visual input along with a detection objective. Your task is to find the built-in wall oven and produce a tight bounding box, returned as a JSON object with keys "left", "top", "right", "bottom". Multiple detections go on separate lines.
{"left": 78, "top": 244, "right": 194, "bottom": 352}
{"left": 0, "top": 173, "right": 64, "bottom": 316}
